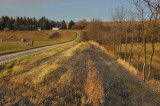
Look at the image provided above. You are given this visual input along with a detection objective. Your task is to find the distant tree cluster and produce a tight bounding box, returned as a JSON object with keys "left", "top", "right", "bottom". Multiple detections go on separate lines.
{"left": 86, "top": 19, "right": 104, "bottom": 42}
{"left": 72, "top": 19, "right": 88, "bottom": 30}
{"left": 60, "top": 20, "right": 67, "bottom": 29}
{"left": 0, "top": 16, "right": 69, "bottom": 31}
{"left": 68, "top": 20, "right": 75, "bottom": 29}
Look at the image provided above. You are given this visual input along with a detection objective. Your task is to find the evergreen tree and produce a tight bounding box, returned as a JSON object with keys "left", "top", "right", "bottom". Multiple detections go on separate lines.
{"left": 10, "top": 17, "right": 15, "bottom": 30}
{"left": 27, "top": 17, "right": 30, "bottom": 30}
{"left": 51, "top": 21, "right": 56, "bottom": 28}
{"left": 30, "top": 18, "right": 33, "bottom": 30}
{"left": 45, "top": 19, "right": 50, "bottom": 30}
{"left": 5, "top": 20, "right": 12, "bottom": 30}
{"left": 23, "top": 17, "right": 27, "bottom": 28}
{"left": 33, "top": 18, "right": 37, "bottom": 30}
{"left": 0, "top": 16, "right": 7, "bottom": 30}
{"left": 42, "top": 17, "right": 46, "bottom": 30}
{"left": 3, "top": 16, "right": 11, "bottom": 30}
{"left": 68, "top": 20, "right": 75, "bottom": 29}
{"left": 39, "top": 17, "right": 46, "bottom": 30}
{"left": 20, "top": 17, "right": 23, "bottom": 27}
{"left": 38, "top": 18, "right": 42, "bottom": 28}
{"left": 0, "top": 16, "right": 69, "bottom": 31}
{"left": 0, "top": 18, "right": 3, "bottom": 30}
{"left": 60, "top": 20, "right": 67, "bottom": 29}
{"left": 0, "top": 22, "right": 2, "bottom": 30}
{"left": 56, "top": 21, "right": 61, "bottom": 28}
{"left": 13, "top": 17, "right": 20, "bottom": 30}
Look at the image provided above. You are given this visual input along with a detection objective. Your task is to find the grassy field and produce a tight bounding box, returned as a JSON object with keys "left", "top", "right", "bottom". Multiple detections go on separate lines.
{"left": 0, "top": 41, "right": 160, "bottom": 105}
{"left": 121, "top": 43, "right": 160, "bottom": 80}
{"left": 0, "top": 30, "right": 76, "bottom": 55}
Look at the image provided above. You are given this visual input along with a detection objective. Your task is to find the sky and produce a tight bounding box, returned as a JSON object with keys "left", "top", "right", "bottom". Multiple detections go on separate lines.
{"left": 0, "top": 0, "right": 133, "bottom": 22}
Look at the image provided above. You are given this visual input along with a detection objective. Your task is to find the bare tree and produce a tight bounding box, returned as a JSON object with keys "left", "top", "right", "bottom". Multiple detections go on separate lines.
{"left": 112, "top": 6, "right": 127, "bottom": 58}
{"left": 87, "top": 18, "right": 104, "bottom": 43}
{"left": 111, "top": 11, "right": 119, "bottom": 57}
{"left": 144, "top": 0, "right": 160, "bottom": 82}
{"left": 131, "top": 0, "right": 147, "bottom": 83}
{"left": 131, "top": 0, "right": 160, "bottom": 83}
{"left": 127, "top": 12, "right": 136, "bottom": 65}
{"left": 144, "top": 0, "right": 160, "bottom": 14}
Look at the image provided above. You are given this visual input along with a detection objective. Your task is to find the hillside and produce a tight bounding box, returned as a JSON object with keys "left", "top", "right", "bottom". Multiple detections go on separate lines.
{"left": 0, "top": 30, "right": 76, "bottom": 55}
{"left": 0, "top": 41, "right": 160, "bottom": 105}
{"left": 0, "top": 30, "right": 74, "bottom": 41}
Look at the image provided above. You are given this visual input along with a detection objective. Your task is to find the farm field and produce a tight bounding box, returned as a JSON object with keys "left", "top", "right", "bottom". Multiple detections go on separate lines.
{"left": 121, "top": 43, "right": 160, "bottom": 80}
{"left": 0, "top": 41, "right": 160, "bottom": 105}
{"left": 0, "top": 30, "right": 76, "bottom": 55}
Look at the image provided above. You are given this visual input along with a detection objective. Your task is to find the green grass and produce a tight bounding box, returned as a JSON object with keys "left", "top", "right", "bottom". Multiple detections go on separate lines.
{"left": 0, "top": 32, "right": 77, "bottom": 55}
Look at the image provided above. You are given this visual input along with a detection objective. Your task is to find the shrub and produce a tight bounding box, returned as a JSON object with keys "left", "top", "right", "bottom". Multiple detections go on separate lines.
{"left": 49, "top": 32, "right": 61, "bottom": 39}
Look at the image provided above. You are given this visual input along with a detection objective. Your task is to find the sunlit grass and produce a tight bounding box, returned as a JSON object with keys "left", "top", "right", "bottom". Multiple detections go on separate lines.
{"left": 0, "top": 30, "right": 76, "bottom": 55}
{"left": 0, "top": 41, "right": 160, "bottom": 105}
{"left": 121, "top": 43, "right": 160, "bottom": 79}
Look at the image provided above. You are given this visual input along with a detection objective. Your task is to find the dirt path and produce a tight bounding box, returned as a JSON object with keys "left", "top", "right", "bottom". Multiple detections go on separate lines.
{"left": 0, "top": 31, "right": 80, "bottom": 64}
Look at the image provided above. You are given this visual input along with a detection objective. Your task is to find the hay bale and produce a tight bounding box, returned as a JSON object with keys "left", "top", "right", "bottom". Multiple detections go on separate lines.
{"left": 21, "top": 38, "right": 26, "bottom": 42}
{"left": 28, "top": 41, "right": 34, "bottom": 46}
{"left": 1, "top": 38, "right": 4, "bottom": 42}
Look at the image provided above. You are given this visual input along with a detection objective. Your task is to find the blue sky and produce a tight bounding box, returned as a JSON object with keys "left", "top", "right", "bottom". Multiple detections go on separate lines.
{"left": 0, "top": 0, "right": 132, "bottom": 22}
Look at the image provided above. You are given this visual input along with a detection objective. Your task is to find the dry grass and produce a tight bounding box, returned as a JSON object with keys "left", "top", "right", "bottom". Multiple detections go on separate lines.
{"left": 88, "top": 41, "right": 160, "bottom": 105}
{"left": 83, "top": 60, "right": 104, "bottom": 105}
{"left": 0, "top": 30, "right": 74, "bottom": 41}
{"left": 0, "top": 41, "right": 160, "bottom": 105}
{"left": 121, "top": 43, "right": 160, "bottom": 85}
{"left": 0, "top": 30, "right": 76, "bottom": 55}
{"left": 90, "top": 41, "right": 160, "bottom": 93}
{"left": 102, "top": 20, "right": 159, "bottom": 27}
{"left": 118, "top": 58, "right": 138, "bottom": 75}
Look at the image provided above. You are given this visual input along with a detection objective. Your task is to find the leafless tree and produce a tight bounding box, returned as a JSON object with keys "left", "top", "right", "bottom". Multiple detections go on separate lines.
{"left": 126, "top": 11, "right": 136, "bottom": 65}
{"left": 112, "top": 6, "right": 127, "bottom": 58}
{"left": 111, "top": 11, "right": 119, "bottom": 57}
{"left": 131, "top": 0, "right": 147, "bottom": 83}
{"left": 87, "top": 18, "right": 104, "bottom": 43}
{"left": 131, "top": 0, "right": 160, "bottom": 83}
{"left": 144, "top": 0, "right": 160, "bottom": 82}
{"left": 144, "top": 0, "right": 160, "bottom": 14}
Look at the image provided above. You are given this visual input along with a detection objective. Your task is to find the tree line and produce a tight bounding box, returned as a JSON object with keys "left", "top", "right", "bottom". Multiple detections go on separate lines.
{"left": 0, "top": 16, "right": 77, "bottom": 31}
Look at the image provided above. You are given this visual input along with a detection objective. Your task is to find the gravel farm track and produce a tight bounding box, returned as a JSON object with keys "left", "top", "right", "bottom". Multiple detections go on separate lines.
{"left": 0, "top": 31, "right": 80, "bottom": 64}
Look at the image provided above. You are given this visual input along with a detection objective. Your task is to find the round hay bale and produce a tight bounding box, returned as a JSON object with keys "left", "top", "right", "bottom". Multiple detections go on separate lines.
{"left": 21, "top": 38, "right": 26, "bottom": 42}
{"left": 1, "top": 38, "right": 4, "bottom": 42}
{"left": 28, "top": 41, "right": 34, "bottom": 46}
